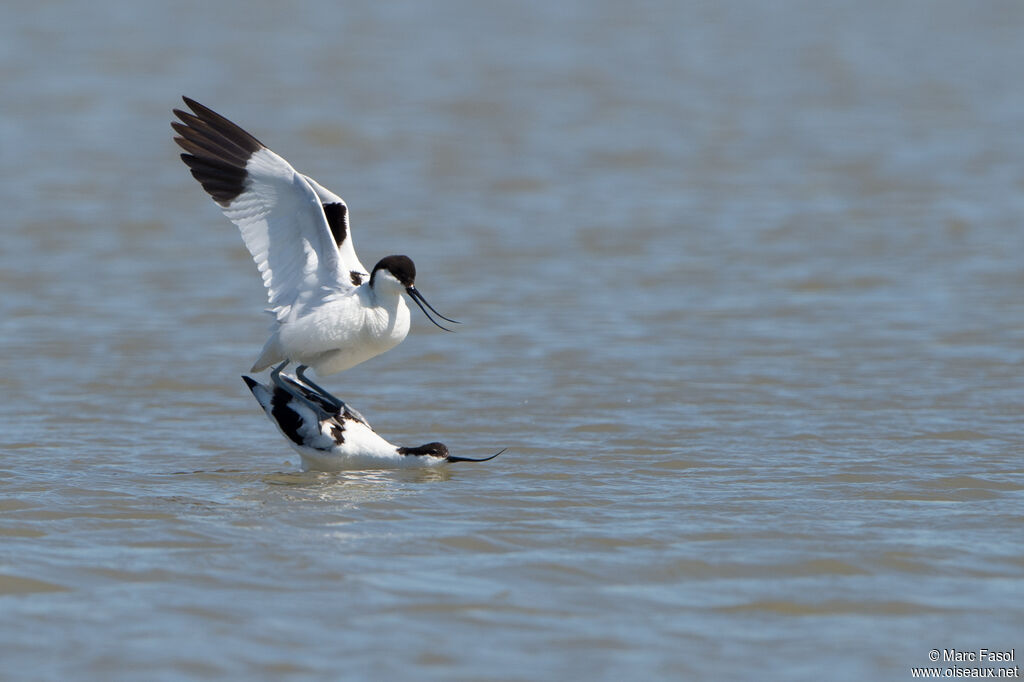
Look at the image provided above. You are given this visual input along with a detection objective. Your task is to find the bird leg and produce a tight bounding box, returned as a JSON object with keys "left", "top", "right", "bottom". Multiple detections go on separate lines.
{"left": 270, "top": 360, "right": 292, "bottom": 392}
{"left": 270, "top": 361, "right": 337, "bottom": 419}
{"left": 295, "top": 365, "right": 344, "bottom": 413}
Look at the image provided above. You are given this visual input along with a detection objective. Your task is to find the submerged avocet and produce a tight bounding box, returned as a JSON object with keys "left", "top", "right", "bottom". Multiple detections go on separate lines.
{"left": 243, "top": 374, "right": 503, "bottom": 471}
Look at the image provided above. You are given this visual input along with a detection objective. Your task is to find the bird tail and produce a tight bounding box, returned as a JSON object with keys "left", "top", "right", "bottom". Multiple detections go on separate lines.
{"left": 242, "top": 375, "right": 273, "bottom": 411}
{"left": 250, "top": 334, "right": 283, "bottom": 373}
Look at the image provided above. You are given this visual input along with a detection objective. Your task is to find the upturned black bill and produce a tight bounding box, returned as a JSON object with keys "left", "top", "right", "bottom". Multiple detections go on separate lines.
{"left": 407, "top": 287, "right": 460, "bottom": 332}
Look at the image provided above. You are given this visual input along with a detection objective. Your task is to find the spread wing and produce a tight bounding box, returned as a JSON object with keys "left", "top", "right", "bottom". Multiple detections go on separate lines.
{"left": 172, "top": 97, "right": 361, "bottom": 317}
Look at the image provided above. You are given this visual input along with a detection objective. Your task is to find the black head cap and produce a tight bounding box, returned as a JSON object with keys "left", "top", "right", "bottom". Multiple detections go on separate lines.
{"left": 370, "top": 255, "right": 415, "bottom": 288}
{"left": 398, "top": 442, "right": 450, "bottom": 458}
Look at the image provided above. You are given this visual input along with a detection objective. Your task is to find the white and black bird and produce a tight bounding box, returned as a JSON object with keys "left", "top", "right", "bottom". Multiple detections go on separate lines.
{"left": 242, "top": 375, "right": 504, "bottom": 470}
{"left": 172, "top": 97, "right": 457, "bottom": 408}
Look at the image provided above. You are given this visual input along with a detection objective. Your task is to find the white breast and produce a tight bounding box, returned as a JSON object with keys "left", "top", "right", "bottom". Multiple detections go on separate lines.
{"left": 282, "top": 294, "right": 411, "bottom": 375}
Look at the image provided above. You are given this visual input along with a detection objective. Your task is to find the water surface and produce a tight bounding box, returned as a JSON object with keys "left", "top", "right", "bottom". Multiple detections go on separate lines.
{"left": 1, "top": 1, "right": 1022, "bottom": 679}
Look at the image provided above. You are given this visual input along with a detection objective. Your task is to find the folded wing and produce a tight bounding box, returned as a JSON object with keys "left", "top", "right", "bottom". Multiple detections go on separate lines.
{"left": 301, "top": 175, "right": 368, "bottom": 286}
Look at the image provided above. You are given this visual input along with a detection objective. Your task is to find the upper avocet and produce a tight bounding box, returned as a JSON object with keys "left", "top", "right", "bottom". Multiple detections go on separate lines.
{"left": 172, "top": 97, "right": 457, "bottom": 407}
{"left": 243, "top": 374, "right": 504, "bottom": 470}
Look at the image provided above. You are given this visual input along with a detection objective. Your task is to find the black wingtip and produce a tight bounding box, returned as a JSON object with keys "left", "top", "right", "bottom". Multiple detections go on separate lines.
{"left": 181, "top": 96, "right": 212, "bottom": 118}
{"left": 174, "top": 96, "right": 263, "bottom": 154}
{"left": 447, "top": 448, "right": 508, "bottom": 463}
{"left": 241, "top": 375, "right": 259, "bottom": 391}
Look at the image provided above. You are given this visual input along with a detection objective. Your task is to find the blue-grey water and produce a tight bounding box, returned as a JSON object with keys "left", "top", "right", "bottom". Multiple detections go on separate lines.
{"left": 2, "top": 1, "right": 1023, "bottom": 679}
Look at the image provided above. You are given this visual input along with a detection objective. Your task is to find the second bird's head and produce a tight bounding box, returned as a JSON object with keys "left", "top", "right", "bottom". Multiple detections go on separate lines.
{"left": 369, "top": 255, "right": 459, "bottom": 332}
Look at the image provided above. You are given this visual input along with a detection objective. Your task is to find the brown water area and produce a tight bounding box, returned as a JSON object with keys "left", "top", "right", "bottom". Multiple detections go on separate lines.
{"left": 1, "top": 1, "right": 1022, "bottom": 679}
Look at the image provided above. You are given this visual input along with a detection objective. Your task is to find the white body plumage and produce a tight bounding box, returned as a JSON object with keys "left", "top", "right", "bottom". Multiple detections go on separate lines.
{"left": 254, "top": 272, "right": 412, "bottom": 375}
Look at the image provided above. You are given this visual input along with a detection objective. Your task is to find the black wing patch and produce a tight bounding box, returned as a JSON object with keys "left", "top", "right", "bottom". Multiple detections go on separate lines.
{"left": 172, "top": 97, "right": 264, "bottom": 207}
{"left": 350, "top": 271, "right": 364, "bottom": 286}
{"left": 269, "top": 389, "right": 306, "bottom": 446}
{"left": 322, "top": 202, "right": 348, "bottom": 247}
{"left": 329, "top": 424, "right": 345, "bottom": 445}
